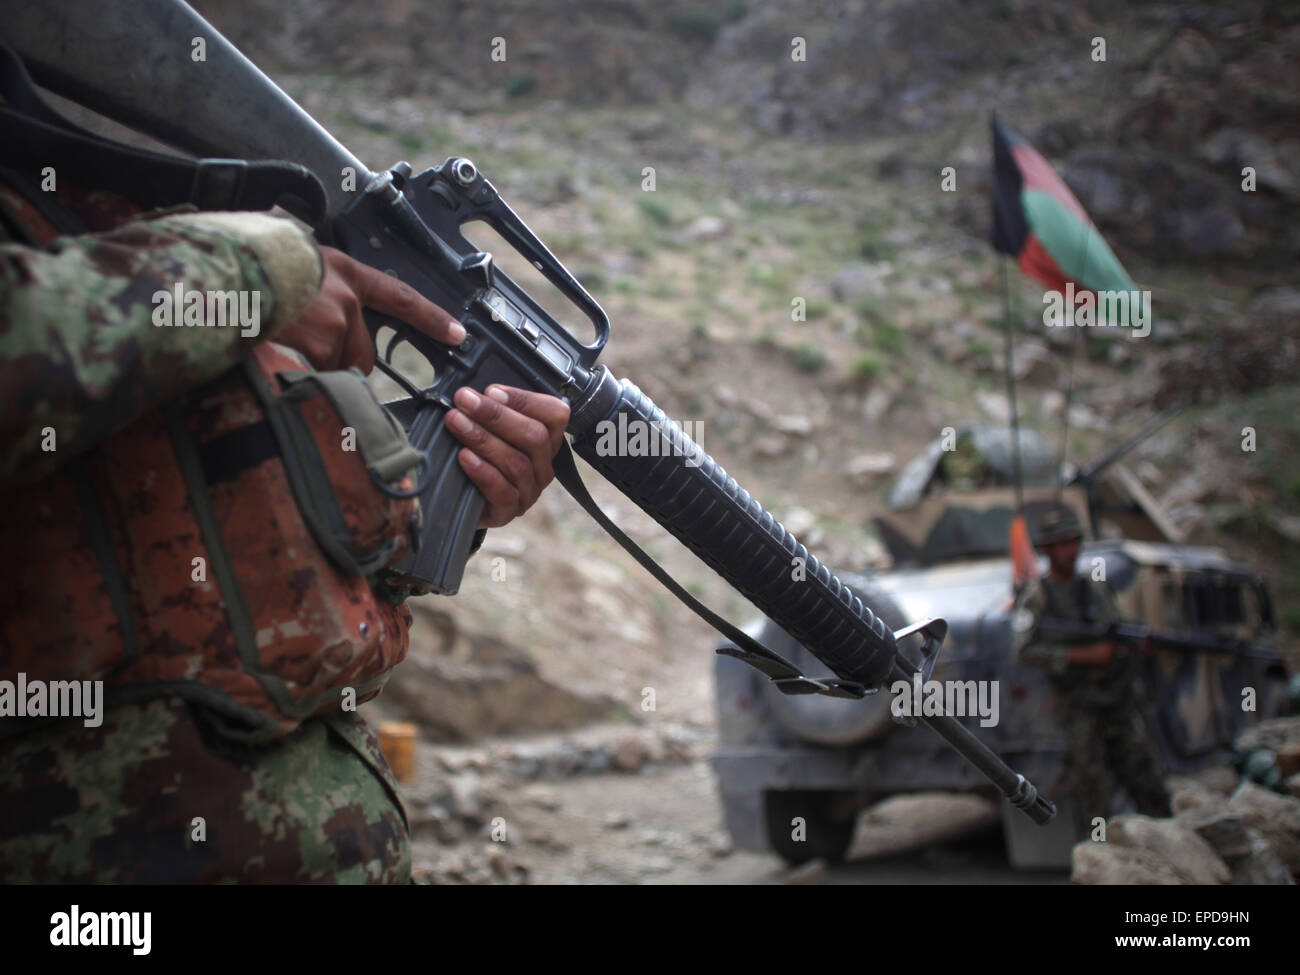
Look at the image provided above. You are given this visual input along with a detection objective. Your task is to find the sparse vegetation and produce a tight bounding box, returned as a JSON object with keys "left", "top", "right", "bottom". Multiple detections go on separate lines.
{"left": 857, "top": 236, "right": 899, "bottom": 261}
{"left": 850, "top": 355, "right": 884, "bottom": 384}
{"left": 667, "top": 9, "right": 724, "bottom": 43}
{"left": 647, "top": 276, "right": 677, "bottom": 299}
{"left": 503, "top": 73, "right": 537, "bottom": 98}
{"left": 966, "top": 336, "right": 994, "bottom": 362}
{"left": 857, "top": 296, "right": 887, "bottom": 326}
{"left": 789, "top": 343, "right": 827, "bottom": 373}
{"left": 804, "top": 298, "right": 834, "bottom": 321}
{"left": 667, "top": 3, "right": 746, "bottom": 43}
{"left": 397, "top": 131, "right": 425, "bottom": 153}
{"left": 872, "top": 319, "right": 906, "bottom": 354}
{"left": 637, "top": 196, "right": 674, "bottom": 226}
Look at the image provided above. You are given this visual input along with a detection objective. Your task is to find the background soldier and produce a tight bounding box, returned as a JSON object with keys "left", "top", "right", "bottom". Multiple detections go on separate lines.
{"left": 1012, "top": 508, "right": 1172, "bottom": 838}
{"left": 940, "top": 430, "right": 991, "bottom": 491}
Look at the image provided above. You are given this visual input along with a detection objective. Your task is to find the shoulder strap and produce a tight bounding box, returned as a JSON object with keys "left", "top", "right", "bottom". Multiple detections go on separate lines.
{"left": 0, "top": 44, "right": 327, "bottom": 225}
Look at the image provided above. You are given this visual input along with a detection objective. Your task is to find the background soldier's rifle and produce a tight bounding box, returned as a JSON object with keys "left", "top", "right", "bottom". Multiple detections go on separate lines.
{"left": 1033, "top": 617, "right": 1277, "bottom": 663}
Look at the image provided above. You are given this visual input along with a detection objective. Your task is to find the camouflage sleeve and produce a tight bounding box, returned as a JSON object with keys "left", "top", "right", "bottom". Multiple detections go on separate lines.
{"left": 0, "top": 210, "right": 323, "bottom": 485}
{"left": 1011, "top": 582, "right": 1072, "bottom": 677}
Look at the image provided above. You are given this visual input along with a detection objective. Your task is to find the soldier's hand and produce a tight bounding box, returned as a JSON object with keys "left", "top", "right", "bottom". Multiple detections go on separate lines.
{"left": 277, "top": 246, "right": 465, "bottom": 371}
{"left": 444, "top": 385, "right": 571, "bottom": 529}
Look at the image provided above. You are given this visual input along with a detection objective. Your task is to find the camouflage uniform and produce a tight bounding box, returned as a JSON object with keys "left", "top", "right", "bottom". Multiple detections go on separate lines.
{"left": 0, "top": 698, "right": 409, "bottom": 883}
{"left": 1013, "top": 574, "right": 1172, "bottom": 836}
{"left": 0, "top": 184, "right": 412, "bottom": 882}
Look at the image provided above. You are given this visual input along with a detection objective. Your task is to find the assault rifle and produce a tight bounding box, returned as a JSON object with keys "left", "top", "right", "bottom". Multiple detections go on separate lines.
{"left": 10, "top": 0, "right": 1055, "bottom": 822}
{"left": 1032, "top": 617, "right": 1277, "bottom": 663}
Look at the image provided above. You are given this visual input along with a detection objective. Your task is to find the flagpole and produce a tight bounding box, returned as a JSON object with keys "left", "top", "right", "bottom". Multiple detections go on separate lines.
{"left": 1001, "top": 260, "right": 1025, "bottom": 513}
{"left": 1002, "top": 259, "right": 1039, "bottom": 596}
{"left": 1057, "top": 318, "right": 1081, "bottom": 501}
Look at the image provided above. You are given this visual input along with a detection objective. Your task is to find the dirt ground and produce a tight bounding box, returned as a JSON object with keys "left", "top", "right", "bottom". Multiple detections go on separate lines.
{"left": 363, "top": 698, "right": 1069, "bottom": 885}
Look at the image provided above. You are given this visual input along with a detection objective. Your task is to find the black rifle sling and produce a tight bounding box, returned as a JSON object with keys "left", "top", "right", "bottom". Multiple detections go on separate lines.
{"left": 551, "top": 441, "right": 872, "bottom": 699}
{"left": 0, "top": 44, "right": 326, "bottom": 224}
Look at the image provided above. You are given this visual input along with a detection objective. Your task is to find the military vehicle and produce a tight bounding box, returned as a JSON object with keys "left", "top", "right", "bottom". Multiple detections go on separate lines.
{"left": 711, "top": 425, "right": 1286, "bottom": 868}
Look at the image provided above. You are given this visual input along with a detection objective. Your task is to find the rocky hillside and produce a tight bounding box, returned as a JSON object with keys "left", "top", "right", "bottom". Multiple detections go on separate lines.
{"left": 187, "top": 0, "right": 1299, "bottom": 724}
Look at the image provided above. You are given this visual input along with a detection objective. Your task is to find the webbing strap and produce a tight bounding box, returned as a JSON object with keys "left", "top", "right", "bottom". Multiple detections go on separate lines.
{"left": 0, "top": 45, "right": 327, "bottom": 224}
{"left": 551, "top": 442, "right": 870, "bottom": 699}
{"left": 167, "top": 396, "right": 399, "bottom": 722}
{"left": 69, "top": 456, "right": 138, "bottom": 668}
{"left": 162, "top": 409, "right": 263, "bottom": 684}
{"left": 278, "top": 368, "right": 423, "bottom": 483}
{"left": 244, "top": 359, "right": 373, "bottom": 579}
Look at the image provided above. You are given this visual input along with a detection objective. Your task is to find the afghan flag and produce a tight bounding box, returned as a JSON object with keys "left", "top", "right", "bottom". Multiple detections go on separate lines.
{"left": 991, "top": 114, "right": 1145, "bottom": 328}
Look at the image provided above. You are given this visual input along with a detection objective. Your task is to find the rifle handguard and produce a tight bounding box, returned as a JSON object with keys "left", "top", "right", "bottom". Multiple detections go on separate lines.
{"left": 568, "top": 367, "right": 897, "bottom": 689}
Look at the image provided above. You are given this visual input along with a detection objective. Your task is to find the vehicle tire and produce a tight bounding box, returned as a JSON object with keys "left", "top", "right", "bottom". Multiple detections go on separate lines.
{"left": 763, "top": 789, "right": 857, "bottom": 866}
{"left": 761, "top": 573, "right": 910, "bottom": 746}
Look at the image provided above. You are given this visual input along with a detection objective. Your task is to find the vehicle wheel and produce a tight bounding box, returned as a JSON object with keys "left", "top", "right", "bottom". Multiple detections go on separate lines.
{"left": 763, "top": 790, "right": 857, "bottom": 866}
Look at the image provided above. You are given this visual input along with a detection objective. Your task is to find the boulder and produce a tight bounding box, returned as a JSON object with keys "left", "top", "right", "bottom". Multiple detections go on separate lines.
{"left": 1235, "top": 715, "right": 1300, "bottom": 756}
{"left": 1171, "top": 781, "right": 1230, "bottom": 817}
{"left": 1182, "top": 802, "right": 1296, "bottom": 885}
{"left": 861, "top": 386, "right": 895, "bottom": 423}
{"left": 752, "top": 434, "right": 788, "bottom": 459}
{"left": 1198, "top": 129, "right": 1300, "bottom": 200}
{"left": 1173, "top": 204, "right": 1246, "bottom": 258}
{"left": 827, "top": 264, "right": 887, "bottom": 303}
{"left": 681, "top": 216, "right": 729, "bottom": 242}
{"left": 787, "top": 858, "right": 828, "bottom": 885}
{"left": 611, "top": 735, "right": 649, "bottom": 773}
{"left": 1230, "top": 831, "right": 1296, "bottom": 886}
{"left": 1109, "top": 816, "right": 1230, "bottom": 884}
{"left": 1011, "top": 340, "right": 1059, "bottom": 386}
{"left": 1179, "top": 807, "right": 1252, "bottom": 860}
{"left": 384, "top": 610, "right": 621, "bottom": 741}
{"left": 446, "top": 770, "right": 485, "bottom": 823}
{"left": 772, "top": 414, "right": 815, "bottom": 435}
{"left": 1071, "top": 813, "right": 1233, "bottom": 885}
{"left": 779, "top": 506, "right": 817, "bottom": 537}
{"left": 1071, "top": 842, "right": 1185, "bottom": 885}
{"left": 1153, "top": 28, "right": 1222, "bottom": 80}
{"left": 844, "top": 452, "right": 896, "bottom": 484}
{"left": 974, "top": 390, "right": 1011, "bottom": 423}
{"left": 1247, "top": 287, "right": 1300, "bottom": 334}
{"left": 1197, "top": 765, "right": 1241, "bottom": 796}
{"left": 1228, "top": 783, "right": 1300, "bottom": 875}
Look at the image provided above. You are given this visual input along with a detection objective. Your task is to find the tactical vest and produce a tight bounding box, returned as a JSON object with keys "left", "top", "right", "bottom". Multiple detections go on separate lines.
{"left": 0, "top": 72, "right": 423, "bottom": 742}
{"left": 1040, "top": 576, "right": 1102, "bottom": 625}
{"left": 1038, "top": 576, "right": 1134, "bottom": 694}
